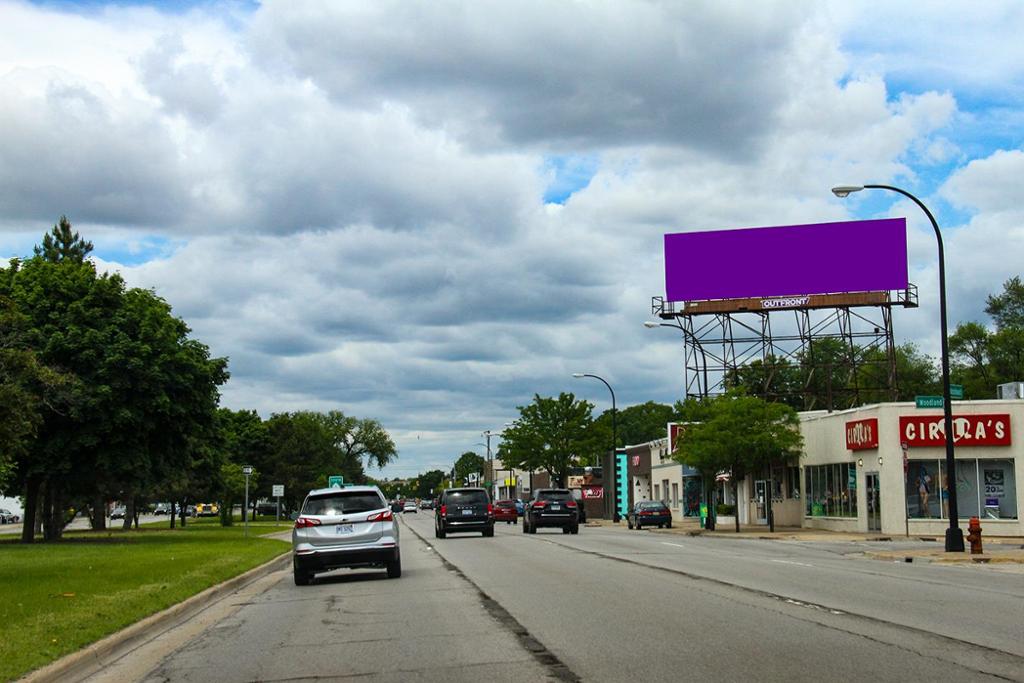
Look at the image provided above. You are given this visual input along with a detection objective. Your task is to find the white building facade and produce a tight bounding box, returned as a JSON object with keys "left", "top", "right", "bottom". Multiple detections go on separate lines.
{"left": 798, "top": 400, "right": 1021, "bottom": 536}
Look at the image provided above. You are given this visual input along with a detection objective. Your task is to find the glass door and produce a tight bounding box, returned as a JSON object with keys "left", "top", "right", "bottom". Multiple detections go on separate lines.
{"left": 754, "top": 480, "right": 768, "bottom": 524}
{"left": 866, "top": 472, "right": 881, "bottom": 532}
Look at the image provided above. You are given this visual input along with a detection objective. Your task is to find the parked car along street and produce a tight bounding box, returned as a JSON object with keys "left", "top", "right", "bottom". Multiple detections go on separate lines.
{"left": 109, "top": 506, "right": 127, "bottom": 519}
{"left": 0, "top": 509, "right": 20, "bottom": 524}
{"left": 292, "top": 485, "right": 401, "bottom": 585}
{"left": 628, "top": 501, "right": 673, "bottom": 530}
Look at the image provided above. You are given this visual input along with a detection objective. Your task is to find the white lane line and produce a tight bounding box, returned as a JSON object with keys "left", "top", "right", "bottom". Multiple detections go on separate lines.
{"left": 660, "top": 542, "right": 687, "bottom": 549}
{"left": 771, "top": 559, "right": 815, "bottom": 568}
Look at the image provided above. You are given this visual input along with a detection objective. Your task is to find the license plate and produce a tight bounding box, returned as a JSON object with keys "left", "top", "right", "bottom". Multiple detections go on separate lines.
{"left": 462, "top": 509, "right": 473, "bottom": 516}
{"left": 336, "top": 524, "right": 354, "bottom": 534}
{"left": 551, "top": 505, "right": 561, "bottom": 510}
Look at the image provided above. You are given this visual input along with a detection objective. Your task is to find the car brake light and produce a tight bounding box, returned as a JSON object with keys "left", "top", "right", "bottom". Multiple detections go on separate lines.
{"left": 294, "top": 517, "right": 321, "bottom": 528}
{"left": 486, "top": 504, "right": 493, "bottom": 515}
{"left": 367, "top": 509, "right": 393, "bottom": 522}
{"left": 532, "top": 501, "right": 547, "bottom": 509}
{"left": 440, "top": 505, "right": 447, "bottom": 517}
{"left": 566, "top": 500, "right": 577, "bottom": 508}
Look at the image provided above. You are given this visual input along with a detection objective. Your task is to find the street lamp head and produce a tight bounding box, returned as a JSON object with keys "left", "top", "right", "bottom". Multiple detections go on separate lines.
{"left": 831, "top": 185, "right": 864, "bottom": 198}
{"left": 643, "top": 321, "right": 660, "bottom": 328}
{"left": 571, "top": 373, "right": 585, "bottom": 378}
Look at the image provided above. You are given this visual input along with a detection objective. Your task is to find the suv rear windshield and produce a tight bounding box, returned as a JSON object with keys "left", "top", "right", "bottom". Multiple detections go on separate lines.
{"left": 446, "top": 490, "right": 488, "bottom": 505}
{"left": 536, "top": 490, "right": 573, "bottom": 502}
{"left": 303, "top": 491, "right": 385, "bottom": 516}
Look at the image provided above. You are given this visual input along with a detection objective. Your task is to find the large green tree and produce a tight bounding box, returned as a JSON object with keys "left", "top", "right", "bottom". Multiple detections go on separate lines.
{"left": 674, "top": 392, "right": 803, "bottom": 532}
{"left": 950, "top": 276, "right": 1024, "bottom": 398}
{"left": 1, "top": 220, "right": 227, "bottom": 540}
{"left": 498, "top": 393, "right": 602, "bottom": 487}
{"left": 593, "top": 401, "right": 672, "bottom": 448}
{"left": 453, "top": 451, "right": 485, "bottom": 485}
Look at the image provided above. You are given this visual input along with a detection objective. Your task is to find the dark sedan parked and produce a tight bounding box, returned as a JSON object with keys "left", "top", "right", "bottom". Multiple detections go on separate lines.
{"left": 628, "top": 501, "right": 673, "bottom": 530}
{"left": 435, "top": 487, "right": 494, "bottom": 538}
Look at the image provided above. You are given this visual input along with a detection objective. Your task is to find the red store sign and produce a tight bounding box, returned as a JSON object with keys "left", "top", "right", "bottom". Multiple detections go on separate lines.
{"left": 845, "top": 418, "right": 879, "bottom": 450}
{"left": 581, "top": 485, "right": 604, "bottom": 499}
{"left": 899, "top": 414, "right": 1011, "bottom": 447}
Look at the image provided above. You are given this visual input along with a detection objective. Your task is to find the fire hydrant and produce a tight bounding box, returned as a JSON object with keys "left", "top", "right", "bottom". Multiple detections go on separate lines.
{"left": 966, "top": 516, "right": 983, "bottom": 555}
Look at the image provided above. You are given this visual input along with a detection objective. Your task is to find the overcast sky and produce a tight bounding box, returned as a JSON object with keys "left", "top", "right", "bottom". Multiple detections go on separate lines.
{"left": 2, "top": 0, "right": 1022, "bottom": 482}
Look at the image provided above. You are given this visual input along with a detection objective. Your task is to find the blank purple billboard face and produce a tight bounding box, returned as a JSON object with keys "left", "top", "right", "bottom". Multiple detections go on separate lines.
{"left": 664, "top": 218, "right": 908, "bottom": 301}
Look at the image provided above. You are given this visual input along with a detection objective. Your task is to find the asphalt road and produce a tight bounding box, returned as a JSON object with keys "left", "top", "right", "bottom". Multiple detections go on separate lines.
{"left": 90, "top": 512, "right": 1024, "bottom": 682}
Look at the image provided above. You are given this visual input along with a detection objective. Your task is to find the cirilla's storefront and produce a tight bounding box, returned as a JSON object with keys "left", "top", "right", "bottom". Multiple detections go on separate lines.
{"left": 799, "top": 400, "right": 1021, "bottom": 536}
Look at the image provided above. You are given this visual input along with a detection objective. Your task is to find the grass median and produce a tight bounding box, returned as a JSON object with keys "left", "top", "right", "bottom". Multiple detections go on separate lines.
{"left": 0, "top": 518, "right": 292, "bottom": 681}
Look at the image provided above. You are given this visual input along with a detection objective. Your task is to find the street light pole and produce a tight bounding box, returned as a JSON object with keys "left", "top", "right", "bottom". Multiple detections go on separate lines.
{"left": 832, "top": 183, "right": 964, "bottom": 552}
{"left": 573, "top": 373, "right": 619, "bottom": 522}
{"left": 644, "top": 320, "right": 709, "bottom": 398}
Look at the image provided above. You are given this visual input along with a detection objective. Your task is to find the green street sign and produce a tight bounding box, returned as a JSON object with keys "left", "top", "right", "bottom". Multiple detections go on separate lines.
{"left": 950, "top": 384, "right": 964, "bottom": 400}
{"left": 328, "top": 475, "right": 344, "bottom": 488}
{"left": 915, "top": 396, "right": 944, "bottom": 409}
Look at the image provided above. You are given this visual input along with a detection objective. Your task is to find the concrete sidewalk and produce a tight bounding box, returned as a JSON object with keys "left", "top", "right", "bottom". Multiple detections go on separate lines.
{"left": 586, "top": 517, "right": 1024, "bottom": 563}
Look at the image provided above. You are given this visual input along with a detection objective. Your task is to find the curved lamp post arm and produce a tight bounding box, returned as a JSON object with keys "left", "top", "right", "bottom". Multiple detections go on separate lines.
{"left": 831, "top": 182, "right": 963, "bottom": 552}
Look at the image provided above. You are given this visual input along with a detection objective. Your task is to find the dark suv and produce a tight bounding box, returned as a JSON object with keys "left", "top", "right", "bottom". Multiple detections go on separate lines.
{"left": 523, "top": 488, "right": 579, "bottom": 534}
{"left": 435, "top": 487, "right": 494, "bottom": 538}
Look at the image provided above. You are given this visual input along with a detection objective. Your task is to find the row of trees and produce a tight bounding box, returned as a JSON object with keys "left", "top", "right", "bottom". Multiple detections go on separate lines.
{"left": 0, "top": 219, "right": 397, "bottom": 541}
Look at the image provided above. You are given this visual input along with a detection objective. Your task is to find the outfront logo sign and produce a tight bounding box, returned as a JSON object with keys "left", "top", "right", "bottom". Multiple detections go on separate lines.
{"left": 899, "top": 414, "right": 1011, "bottom": 447}
{"left": 845, "top": 418, "right": 879, "bottom": 450}
{"left": 761, "top": 296, "right": 810, "bottom": 309}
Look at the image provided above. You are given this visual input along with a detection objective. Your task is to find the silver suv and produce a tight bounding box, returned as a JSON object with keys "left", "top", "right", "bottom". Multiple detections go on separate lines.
{"left": 292, "top": 485, "right": 401, "bottom": 585}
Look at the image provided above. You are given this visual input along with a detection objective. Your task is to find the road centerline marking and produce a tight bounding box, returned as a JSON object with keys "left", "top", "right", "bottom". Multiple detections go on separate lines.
{"left": 660, "top": 542, "right": 687, "bottom": 549}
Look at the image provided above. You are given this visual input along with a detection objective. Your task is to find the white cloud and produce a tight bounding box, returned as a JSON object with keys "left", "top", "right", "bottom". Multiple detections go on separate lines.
{"left": 1, "top": 0, "right": 1021, "bottom": 475}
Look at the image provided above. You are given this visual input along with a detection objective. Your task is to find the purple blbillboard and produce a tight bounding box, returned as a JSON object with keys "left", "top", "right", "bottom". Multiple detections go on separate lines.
{"left": 664, "top": 218, "right": 908, "bottom": 302}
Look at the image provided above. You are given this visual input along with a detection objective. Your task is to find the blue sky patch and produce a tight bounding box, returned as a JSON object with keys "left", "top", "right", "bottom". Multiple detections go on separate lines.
{"left": 542, "top": 154, "right": 600, "bottom": 205}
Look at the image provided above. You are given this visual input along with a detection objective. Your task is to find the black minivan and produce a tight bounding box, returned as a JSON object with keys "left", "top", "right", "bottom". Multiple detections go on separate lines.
{"left": 435, "top": 487, "right": 494, "bottom": 538}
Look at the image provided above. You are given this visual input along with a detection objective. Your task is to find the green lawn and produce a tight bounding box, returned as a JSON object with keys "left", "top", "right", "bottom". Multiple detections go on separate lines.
{"left": 0, "top": 519, "right": 292, "bottom": 681}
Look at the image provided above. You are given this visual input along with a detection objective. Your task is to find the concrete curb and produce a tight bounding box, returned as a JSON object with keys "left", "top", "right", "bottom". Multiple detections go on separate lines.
{"left": 20, "top": 549, "right": 291, "bottom": 683}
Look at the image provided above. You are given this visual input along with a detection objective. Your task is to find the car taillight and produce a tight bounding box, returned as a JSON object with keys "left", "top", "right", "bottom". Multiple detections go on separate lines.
{"left": 294, "top": 517, "right": 321, "bottom": 528}
{"left": 566, "top": 500, "right": 577, "bottom": 508}
{"left": 367, "top": 509, "right": 393, "bottom": 522}
{"left": 532, "top": 501, "right": 547, "bottom": 509}
{"left": 486, "top": 504, "right": 494, "bottom": 515}
{"left": 440, "top": 505, "right": 447, "bottom": 517}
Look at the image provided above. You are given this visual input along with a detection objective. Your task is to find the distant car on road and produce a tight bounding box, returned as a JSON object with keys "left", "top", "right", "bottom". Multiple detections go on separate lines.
{"left": 523, "top": 489, "right": 579, "bottom": 535}
{"left": 402, "top": 500, "right": 418, "bottom": 514}
{"left": 493, "top": 499, "right": 518, "bottom": 524}
{"left": 434, "top": 487, "right": 493, "bottom": 538}
{"left": 419, "top": 499, "right": 433, "bottom": 510}
{"left": 153, "top": 502, "right": 171, "bottom": 516}
{"left": 195, "top": 503, "right": 219, "bottom": 517}
{"left": 110, "top": 506, "right": 127, "bottom": 520}
{"left": 628, "top": 501, "right": 673, "bottom": 530}
{"left": 0, "top": 509, "right": 20, "bottom": 524}
{"left": 292, "top": 485, "right": 401, "bottom": 585}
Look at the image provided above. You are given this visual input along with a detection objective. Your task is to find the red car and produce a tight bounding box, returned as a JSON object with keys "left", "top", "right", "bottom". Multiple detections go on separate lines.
{"left": 493, "top": 499, "right": 518, "bottom": 524}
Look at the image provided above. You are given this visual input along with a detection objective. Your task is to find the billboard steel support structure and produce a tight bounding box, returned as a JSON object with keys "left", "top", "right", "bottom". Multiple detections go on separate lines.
{"left": 652, "top": 286, "right": 916, "bottom": 410}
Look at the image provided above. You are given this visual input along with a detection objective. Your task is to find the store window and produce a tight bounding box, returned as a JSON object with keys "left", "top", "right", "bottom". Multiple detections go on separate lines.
{"left": 671, "top": 482, "right": 679, "bottom": 507}
{"left": 906, "top": 458, "right": 1017, "bottom": 520}
{"left": 787, "top": 466, "right": 801, "bottom": 499}
{"left": 654, "top": 484, "right": 660, "bottom": 501}
{"left": 771, "top": 465, "right": 784, "bottom": 500}
{"left": 804, "top": 463, "right": 857, "bottom": 517}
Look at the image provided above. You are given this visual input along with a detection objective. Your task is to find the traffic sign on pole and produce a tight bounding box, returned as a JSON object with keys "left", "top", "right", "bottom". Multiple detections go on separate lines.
{"left": 328, "top": 475, "right": 344, "bottom": 488}
{"left": 915, "top": 395, "right": 943, "bottom": 409}
{"left": 950, "top": 384, "right": 964, "bottom": 400}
